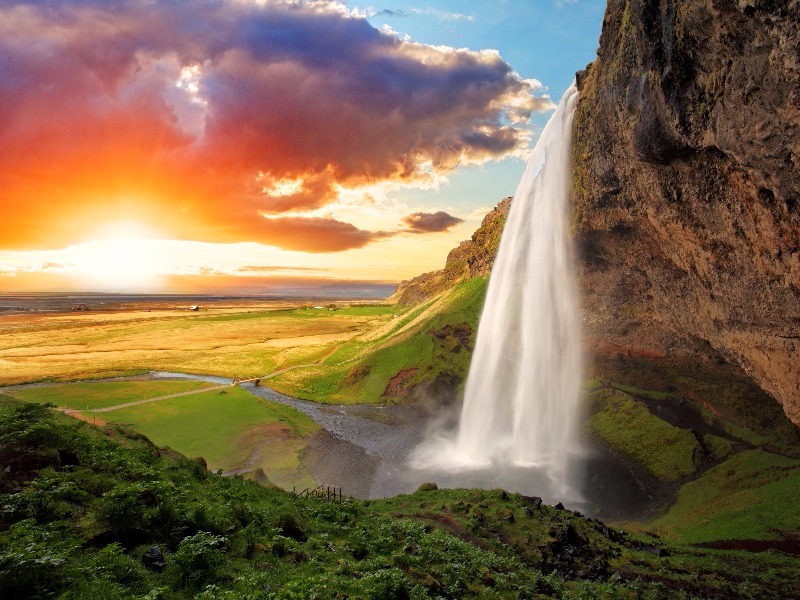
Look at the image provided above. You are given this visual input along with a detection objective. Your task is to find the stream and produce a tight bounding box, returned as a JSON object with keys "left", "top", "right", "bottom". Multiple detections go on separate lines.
{"left": 4, "top": 371, "right": 657, "bottom": 519}
{"left": 150, "top": 372, "right": 655, "bottom": 519}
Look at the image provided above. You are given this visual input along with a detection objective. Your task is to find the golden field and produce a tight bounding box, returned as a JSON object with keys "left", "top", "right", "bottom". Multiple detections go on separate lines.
{"left": 0, "top": 302, "right": 398, "bottom": 385}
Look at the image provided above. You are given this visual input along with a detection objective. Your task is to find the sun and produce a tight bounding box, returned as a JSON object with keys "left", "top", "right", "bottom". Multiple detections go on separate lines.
{"left": 72, "top": 221, "right": 166, "bottom": 291}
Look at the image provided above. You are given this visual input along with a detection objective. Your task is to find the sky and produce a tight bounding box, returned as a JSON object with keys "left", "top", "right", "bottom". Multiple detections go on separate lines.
{"left": 0, "top": 0, "right": 604, "bottom": 296}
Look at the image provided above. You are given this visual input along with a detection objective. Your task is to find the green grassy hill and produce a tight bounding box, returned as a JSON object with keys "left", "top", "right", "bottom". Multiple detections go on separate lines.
{"left": 2, "top": 396, "right": 798, "bottom": 599}
{"left": 268, "top": 277, "right": 488, "bottom": 406}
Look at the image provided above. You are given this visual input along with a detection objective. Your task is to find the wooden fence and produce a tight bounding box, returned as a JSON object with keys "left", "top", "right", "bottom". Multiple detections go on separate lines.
{"left": 294, "top": 483, "right": 344, "bottom": 503}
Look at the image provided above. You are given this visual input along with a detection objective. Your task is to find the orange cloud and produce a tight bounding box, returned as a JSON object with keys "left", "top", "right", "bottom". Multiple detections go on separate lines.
{"left": 238, "top": 217, "right": 394, "bottom": 253}
{"left": 0, "top": 0, "right": 550, "bottom": 253}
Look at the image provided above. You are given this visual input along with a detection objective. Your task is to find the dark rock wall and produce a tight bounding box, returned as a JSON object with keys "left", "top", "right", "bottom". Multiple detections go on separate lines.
{"left": 573, "top": 0, "right": 800, "bottom": 422}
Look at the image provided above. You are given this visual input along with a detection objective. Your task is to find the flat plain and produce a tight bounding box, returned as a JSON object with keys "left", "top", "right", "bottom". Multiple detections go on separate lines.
{"left": 0, "top": 301, "right": 398, "bottom": 385}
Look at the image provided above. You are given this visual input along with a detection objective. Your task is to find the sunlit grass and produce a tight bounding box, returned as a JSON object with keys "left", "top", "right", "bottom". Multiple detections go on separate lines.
{"left": 0, "top": 304, "right": 401, "bottom": 386}
{"left": 268, "top": 278, "right": 487, "bottom": 404}
{"left": 6, "top": 380, "right": 214, "bottom": 409}
{"left": 96, "top": 386, "right": 319, "bottom": 491}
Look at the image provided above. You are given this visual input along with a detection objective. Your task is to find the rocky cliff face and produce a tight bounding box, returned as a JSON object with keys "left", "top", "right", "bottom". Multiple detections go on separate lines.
{"left": 573, "top": 0, "right": 800, "bottom": 422}
{"left": 390, "top": 198, "right": 511, "bottom": 305}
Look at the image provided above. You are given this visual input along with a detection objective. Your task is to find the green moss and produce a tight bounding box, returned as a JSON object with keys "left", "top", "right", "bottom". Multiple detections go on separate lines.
{"left": 592, "top": 355, "right": 800, "bottom": 451}
{"left": 648, "top": 450, "right": 800, "bottom": 543}
{"left": 588, "top": 389, "right": 700, "bottom": 481}
{"left": 703, "top": 434, "right": 734, "bottom": 462}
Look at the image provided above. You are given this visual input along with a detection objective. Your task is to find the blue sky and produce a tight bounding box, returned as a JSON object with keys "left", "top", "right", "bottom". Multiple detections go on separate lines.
{"left": 361, "top": 1, "right": 604, "bottom": 97}
{"left": 359, "top": 0, "right": 605, "bottom": 217}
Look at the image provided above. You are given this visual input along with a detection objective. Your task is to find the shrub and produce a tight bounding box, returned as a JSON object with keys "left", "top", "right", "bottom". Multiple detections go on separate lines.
{"left": 170, "top": 531, "right": 228, "bottom": 589}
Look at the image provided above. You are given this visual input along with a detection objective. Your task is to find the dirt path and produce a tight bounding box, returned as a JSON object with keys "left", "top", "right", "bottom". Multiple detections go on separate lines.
{"left": 89, "top": 384, "right": 231, "bottom": 413}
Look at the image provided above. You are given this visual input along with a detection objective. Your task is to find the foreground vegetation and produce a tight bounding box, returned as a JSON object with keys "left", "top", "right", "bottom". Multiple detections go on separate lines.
{"left": 2, "top": 397, "right": 798, "bottom": 599}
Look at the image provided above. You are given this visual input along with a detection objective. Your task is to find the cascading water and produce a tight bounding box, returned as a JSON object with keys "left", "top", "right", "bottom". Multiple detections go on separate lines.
{"left": 410, "top": 82, "right": 584, "bottom": 501}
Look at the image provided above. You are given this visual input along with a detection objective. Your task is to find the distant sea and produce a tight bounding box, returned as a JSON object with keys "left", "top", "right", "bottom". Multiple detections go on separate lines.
{"left": 0, "top": 291, "right": 392, "bottom": 315}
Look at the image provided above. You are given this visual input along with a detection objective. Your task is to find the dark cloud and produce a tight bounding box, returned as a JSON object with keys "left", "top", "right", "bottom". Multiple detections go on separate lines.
{"left": 402, "top": 211, "right": 464, "bottom": 233}
{"left": 0, "top": 0, "right": 550, "bottom": 251}
{"left": 376, "top": 9, "right": 407, "bottom": 17}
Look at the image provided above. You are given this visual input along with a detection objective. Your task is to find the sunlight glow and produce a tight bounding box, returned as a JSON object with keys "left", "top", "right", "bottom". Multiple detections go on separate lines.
{"left": 72, "top": 221, "right": 167, "bottom": 290}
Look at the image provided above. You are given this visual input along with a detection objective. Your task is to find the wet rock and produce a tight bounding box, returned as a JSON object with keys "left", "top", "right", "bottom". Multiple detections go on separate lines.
{"left": 141, "top": 545, "right": 166, "bottom": 572}
{"left": 521, "top": 495, "right": 543, "bottom": 509}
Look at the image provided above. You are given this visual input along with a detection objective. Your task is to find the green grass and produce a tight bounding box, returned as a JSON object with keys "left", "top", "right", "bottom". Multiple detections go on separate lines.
{"left": 97, "top": 386, "right": 318, "bottom": 490}
{"left": 6, "top": 380, "right": 214, "bottom": 410}
{"left": 588, "top": 388, "right": 700, "bottom": 481}
{"left": 331, "top": 305, "right": 399, "bottom": 316}
{"left": 269, "top": 277, "right": 488, "bottom": 404}
{"left": 590, "top": 355, "right": 800, "bottom": 450}
{"left": 3, "top": 398, "right": 800, "bottom": 599}
{"left": 320, "top": 340, "right": 369, "bottom": 364}
{"left": 194, "top": 311, "right": 278, "bottom": 322}
{"left": 647, "top": 449, "right": 800, "bottom": 543}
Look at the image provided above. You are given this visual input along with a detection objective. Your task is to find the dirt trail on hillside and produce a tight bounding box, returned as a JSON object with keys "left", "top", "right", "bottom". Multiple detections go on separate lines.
{"left": 90, "top": 384, "right": 230, "bottom": 412}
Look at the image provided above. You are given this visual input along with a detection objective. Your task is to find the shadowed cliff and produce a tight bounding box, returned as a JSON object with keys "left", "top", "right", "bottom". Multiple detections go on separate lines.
{"left": 573, "top": 0, "right": 800, "bottom": 423}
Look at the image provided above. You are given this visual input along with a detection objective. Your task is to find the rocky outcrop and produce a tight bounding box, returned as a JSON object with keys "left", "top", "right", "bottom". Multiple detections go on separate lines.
{"left": 573, "top": 0, "right": 800, "bottom": 422}
{"left": 390, "top": 198, "right": 511, "bottom": 304}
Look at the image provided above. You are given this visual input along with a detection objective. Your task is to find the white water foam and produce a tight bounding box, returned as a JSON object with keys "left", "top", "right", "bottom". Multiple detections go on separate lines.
{"left": 411, "top": 82, "right": 584, "bottom": 502}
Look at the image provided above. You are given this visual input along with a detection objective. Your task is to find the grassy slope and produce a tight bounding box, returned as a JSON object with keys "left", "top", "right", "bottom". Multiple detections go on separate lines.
{"left": 268, "top": 278, "right": 487, "bottom": 404}
{"left": 647, "top": 449, "right": 800, "bottom": 543}
{"left": 2, "top": 398, "right": 798, "bottom": 600}
{"left": 102, "top": 387, "right": 319, "bottom": 490}
{"left": 588, "top": 388, "right": 700, "bottom": 482}
{"left": 8, "top": 382, "right": 319, "bottom": 491}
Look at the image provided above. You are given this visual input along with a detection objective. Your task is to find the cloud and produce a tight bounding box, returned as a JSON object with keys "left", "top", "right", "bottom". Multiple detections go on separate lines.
{"left": 246, "top": 216, "right": 394, "bottom": 252}
{"left": 410, "top": 8, "right": 474, "bottom": 22}
{"left": 237, "top": 265, "right": 330, "bottom": 273}
{"left": 0, "top": 0, "right": 550, "bottom": 252}
{"left": 376, "top": 9, "right": 407, "bottom": 17}
{"left": 402, "top": 211, "right": 464, "bottom": 233}
{"left": 39, "top": 262, "right": 65, "bottom": 271}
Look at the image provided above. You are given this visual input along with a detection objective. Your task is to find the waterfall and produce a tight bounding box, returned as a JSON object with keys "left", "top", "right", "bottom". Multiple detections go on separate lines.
{"left": 410, "top": 82, "right": 583, "bottom": 501}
